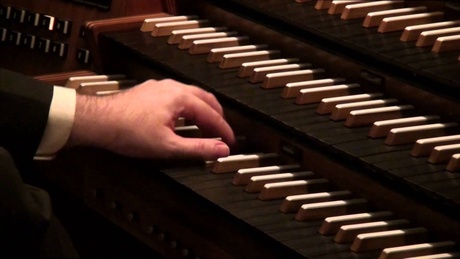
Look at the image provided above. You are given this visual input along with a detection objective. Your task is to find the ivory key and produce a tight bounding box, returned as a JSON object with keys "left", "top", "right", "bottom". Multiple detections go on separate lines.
{"left": 151, "top": 20, "right": 210, "bottom": 37}
{"left": 384, "top": 123, "right": 458, "bottom": 145}
{"left": 341, "top": 1, "right": 404, "bottom": 20}
{"left": 411, "top": 134, "right": 460, "bottom": 157}
{"left": 219, "top": 50, "right": 281, "bottom": 69}
{"left": 363, "top": 6, "right": 427, "bottom": 28}
{"left": 245, "top": 171, "right": 314, "bottom": 193}
{"left": 319, "top": 211, "right": 394, "bottom": 235}
{"left": 239, "top": 58, "right": 299, "bottom": 78}
{"left": 350, "top": 227, "right": 429, "bottom": 252}
{"left": 379, "top": 241, "right": 457, "bottom": 259}
{"left": 211, "top": 153, "right": 280, "bottom": 174}
{"left": 369, "top": 115, "right": 440, "bottom": 139}
{"left": 259, "top": 179, "right": 329, "bottom": 200}
{"left": 262, "top": 69, "right": 325, "bottom": 89}
{"left": 189, "top": 36, "right": 249, "bottom": 54}
{"left": 207, "top": 44, "right": 268, "bottom": 63}
{"left": 167, "top": 27, "right": 227, "bottom": 44}
{"left": 280, "top": 190, "right": 352, "bottom": 213}
{"left": 295, "top": 199, "right": 368, "bottom": 221}
{"left": 233, "top": 164, "right": 301, "bottom": 185}
{"left": 282, "top": 78, "right": 346, "bottom": 99}
{"left": 295, "top": 83, "right": 360, "bottom": 104}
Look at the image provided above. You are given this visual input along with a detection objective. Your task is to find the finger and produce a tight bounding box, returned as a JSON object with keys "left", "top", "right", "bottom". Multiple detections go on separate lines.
{"left": 184, "top": 85, "right": 224, "bottom": 116}
{"left": 167, "top": 134, "right": 231, "bottom": 160}
{"left": 180, "top": 94, "right": 235, "bottom": 145}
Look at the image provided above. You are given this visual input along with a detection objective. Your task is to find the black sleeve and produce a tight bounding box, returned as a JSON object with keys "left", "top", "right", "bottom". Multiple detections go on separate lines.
{"left": 0, "top": 68, "right": 53, "bottom": 171}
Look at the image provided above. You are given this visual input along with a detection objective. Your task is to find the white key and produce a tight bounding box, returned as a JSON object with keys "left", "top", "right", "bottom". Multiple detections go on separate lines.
{"left": 140, "top": 15, "right": 198, "bottom": 32}
{"left": 401, "top": 20, "right": 460, "bottom": 41}
{"left": 282, "top": 78, "right": 346, "bottom": 99}
{"left": 167, "top": 27, "right": 227, "bottom": 44}
{"left": 296, "top": 84, "right": 360, "bottom": 105}
{"left": 345, "top": 105, "right": 414, "bottom": 127}
{"left": 363, "top": 6, "right": 427, "bottom": 28}
{"left": 239, "top": 58, "right": 299, "bottom": 78}
{"left": 378, "top": 12, "right": 444, "bottom": 33}
{"left": 350, "top": 227, "right": 429, "bottom": 252}
{"left": 280, "top": 190, "right": 352, "bottom": 213}
{"left": 233, "top": 164, "right": 301, "bottom": 185}
{"left": 412, "top": 134, "right": 460, "bottom": 157}
{"left": 245, "top": 171, "right": 314, "bottom": 193}
{"left": 369, "top": 115, "right": 440, "bottom": 138}
{"left": 207, "top": 44, "right": 268, "bottom": 63}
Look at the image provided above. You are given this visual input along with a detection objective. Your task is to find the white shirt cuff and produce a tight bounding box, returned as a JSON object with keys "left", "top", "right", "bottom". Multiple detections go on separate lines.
{"left": 35, "top": 86, "right": 76, "bottom": 160}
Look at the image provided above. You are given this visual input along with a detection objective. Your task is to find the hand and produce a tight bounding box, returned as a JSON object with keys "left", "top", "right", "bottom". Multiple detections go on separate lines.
{"left": 67, "top": 79, "right": 235, "bottom": 160}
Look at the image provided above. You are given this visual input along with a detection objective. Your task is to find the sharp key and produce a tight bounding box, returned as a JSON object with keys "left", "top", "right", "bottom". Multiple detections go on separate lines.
{"left": 140, "top": 15, "right": 198, "bottom": 32}
{"left": 219, "top": 50, "right": 281, "bottom": 69}
{"left": 295, "top": 83, "right": 360, "bottom": 105}
{"left": 334, "top": 219, "right": 410, "bottom": 243}
{"left": 282, "top": 78, "right": 346, "bottom": 99}
{"left": 178, "top": 31, "right": 238, "bottom": 50}
{"left": 64, "top": 74, "right": 126, "bottom": 89}
{"left": 379, "top": 241, "right": 457, "bottom": 259}
{"left": 344, "top": 104, "right": 414, "bottom": 127}
{"left": 363, "top": 6, "right": 428, "bottom": 28}
{"left": 327, "top": 0, "right": 365, "bottom": 15}
{"left": 317, "top": 93, "right": 383, "bottom": 115}
{"left": 412, "top": 134, "right": 460, "bottom": 157}
{"left": 258, "top": 179, "right": 329, "bottom": 200}
{"left": 446, "top": 154, "right": 460, "bottom": 172}
{"left": 262, "top": 68, "right": 326, "bottom": 89}
{"left": 330, "top": 98, "right": 398, "bottom": 121}
{"left": 378, "top": 11, "right": 444, "bottom": 33}
{"left": 232, "top": 164, "right": 301, "bottom": 185}
{"left": 428, "top": 143, "right": 460, "bottom": 164}
{"left": 319, "top": 211, "right": 394, "bottom": 235}
{"left": 350, "top": 227, "right": 429, "bottom": 252}
{"left": 207, "top": 44, "right": 268, "bottom": 63}
{"left": 245, "top": 171, "right": 315, "bottom": 193}
{"left": 416, "top": 27, "right": 460, "bottom": 47}
{"left": 151, "top": 20, "right": 210, "bottom": 37}
{"left": 280, "top": 190, "right": 352, "bottom": 213}
{"left": 384, "top": 122, "right": 459, "bottom": 145}
{"left": 432, "top": 34, "right": 460, "bottom": 53}
{"left": 341, "top": 1, "right": 404, "bottom": 20}
{"left": 239, "top": 58, "right": 299, "bottom": 78}
{"left": 295, "top": 198, "right": 368, "bottom": 221}
{"left": 211, "top": 153, "right": 280, "bottom": 174}
{"left": 167, "top": 27, "right": 227, "bottom": 44}
{"left": 369, "top": 115, "right": 440, "bottom": 139}
{"left": 189, "top": 36, "right": 250, "bottom": 54}
{"left": 249, "top": 63, "right": 312, "bottom": 83}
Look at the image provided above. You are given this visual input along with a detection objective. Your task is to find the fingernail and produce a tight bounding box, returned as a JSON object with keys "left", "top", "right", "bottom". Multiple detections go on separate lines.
{"left": 214, "top": 143, "right": 230, "bottom": 158}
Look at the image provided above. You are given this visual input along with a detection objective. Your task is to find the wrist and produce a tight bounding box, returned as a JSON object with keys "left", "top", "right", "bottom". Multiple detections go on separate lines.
{"left": 67, "top": 93, "right": 119, "bottom": 150}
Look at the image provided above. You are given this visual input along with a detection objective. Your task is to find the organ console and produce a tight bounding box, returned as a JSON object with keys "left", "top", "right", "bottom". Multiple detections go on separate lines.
{"left": 3, "top": 0, "right": 460, "bottom": 258}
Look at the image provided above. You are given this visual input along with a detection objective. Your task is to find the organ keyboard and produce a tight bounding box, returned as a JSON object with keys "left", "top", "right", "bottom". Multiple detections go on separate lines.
{"left": 33, "top": 0, "right": 460, "bottom": 258}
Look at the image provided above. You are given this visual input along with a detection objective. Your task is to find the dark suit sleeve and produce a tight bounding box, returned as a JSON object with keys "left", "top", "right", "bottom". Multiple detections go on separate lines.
{"left": 0, "top": 68, "right": 53, "bottom": 170}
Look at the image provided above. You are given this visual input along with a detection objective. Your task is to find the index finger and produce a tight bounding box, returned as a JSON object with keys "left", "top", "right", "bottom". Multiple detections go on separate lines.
{"left": 183, "top": 85, "right": 224, "bottom": 116}
{"left": 180, "top": 93, "right": 235, "bottom": 146}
